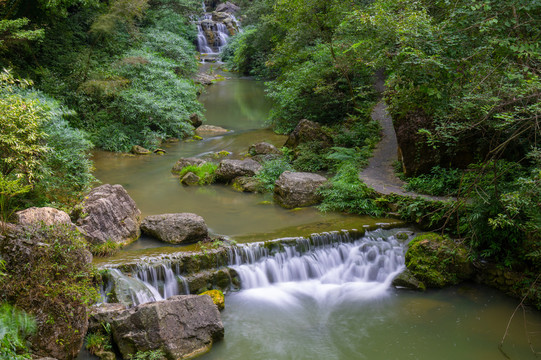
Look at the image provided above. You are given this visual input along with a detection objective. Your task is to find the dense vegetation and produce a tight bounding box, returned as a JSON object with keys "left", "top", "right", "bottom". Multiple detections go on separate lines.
{"left": 225, "top": 0, "right": 540, "bottom": 273}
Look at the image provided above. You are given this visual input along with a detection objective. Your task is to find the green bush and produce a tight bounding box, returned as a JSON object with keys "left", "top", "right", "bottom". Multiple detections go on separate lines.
{"left": 404, "top": 166, "right": 462, "bottom": 196}
{"left": 0, "top": 303, "right": 36, "bottom": 360}
{"left": 318, "top": 162, "right": 385, "bottom": 216}
{"left": 178, "top": 163, "right": 218, "bottom": 185}
{"left": 255, "top": 158, "right": 294, "bottom": 192}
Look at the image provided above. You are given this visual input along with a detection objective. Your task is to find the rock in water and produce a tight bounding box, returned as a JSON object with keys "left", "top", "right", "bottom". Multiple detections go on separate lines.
{"left": 131, "top": 145, "right": 151, "bottom": 155}
{"left": 111, "top": 295, "right": 224, "bottom": 359}
{"left": 72, "top": 184, "right": 141, "bottom": 245}
{"left": 248, "top": 142, "right": 282, "bottom": 156}
{"left": 14, "top": 207, "right": 72, "bottom": 226}
{"left": 171, "top": 157, "right": 206, "bottom": 175}
{"left": 215, "top": 159, "right": 262, "bottom": 182}
{"left": 274, "top": 171, "right": 327, "bottom": 209}
{"left": 141, "top": 213, "right": 210, "bottom": 244}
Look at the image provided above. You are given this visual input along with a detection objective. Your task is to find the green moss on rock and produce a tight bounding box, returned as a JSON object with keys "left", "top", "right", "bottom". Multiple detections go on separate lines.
{"left": 200, "top": 289, "right": 225, "bottom": 311}
{"left": 405, "top": 233, "right": 473, "bottom": 288}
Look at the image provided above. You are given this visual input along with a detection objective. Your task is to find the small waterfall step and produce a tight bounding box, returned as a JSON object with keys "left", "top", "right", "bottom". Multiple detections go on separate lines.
{"left": 98, "top": 229, "right": 411, "bottom": 307}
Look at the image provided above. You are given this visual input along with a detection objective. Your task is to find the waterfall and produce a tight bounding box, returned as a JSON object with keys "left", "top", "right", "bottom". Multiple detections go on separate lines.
{"left": 229, "top": 229, "right": 406, "bottom": 292}
{"left": 196, "top": 6, "right": 240, "bottom": 57}
{"left": 99, "top": 229, "right": 408, "bottom": 307}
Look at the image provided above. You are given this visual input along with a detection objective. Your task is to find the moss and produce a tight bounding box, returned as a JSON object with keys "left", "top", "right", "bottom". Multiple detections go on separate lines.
{"left": 200, "top": 289, "right": 225, "bottom": 311}
{"left": 405, "top": 233, "right": 473, "bottom": 288}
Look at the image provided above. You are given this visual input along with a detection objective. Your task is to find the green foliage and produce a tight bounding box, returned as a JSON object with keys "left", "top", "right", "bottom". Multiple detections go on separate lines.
{"left": 404, "top": 166, "right": 462, "bottom": 196}
{"left": 318, "top": 162, "right": 385, "bottom": 216}
{"left": 89, "top": 240, "right": 122, "bottom": 257}
{"left": 178, "top": 163, "right": 218, "bottom": 185}
{"left": 0, "top": 18, "right": 44, "bottom": 51}
{"left": 0, "top": 224, "right": 99, "bottom": 354}
{"left": 255, "top": 158, "right": 294, "bottom": 192}
{"left": 0, "top": 303, "right": 36, "bottom": 360}
{"left": 85, "top": 332, "right": 112, "bottom": 354}
{"left": 0, "top": 175, "right": 31, "bottom": 227}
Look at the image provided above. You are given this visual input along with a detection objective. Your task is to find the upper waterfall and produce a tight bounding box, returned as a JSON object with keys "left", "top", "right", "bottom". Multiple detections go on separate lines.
{"left": 196, "top": 1, "right": 241, "bottom": 57}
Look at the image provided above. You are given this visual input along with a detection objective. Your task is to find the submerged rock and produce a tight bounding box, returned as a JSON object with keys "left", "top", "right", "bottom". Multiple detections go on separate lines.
{"left": 195, "top": 125, "right": 230, "bottom": 136}
{"left": 405, "top": 233, "right": 473, "bottom": 288}
{"left": 215, "top": 159, "right": 262, "bottom": 182}
{"left": 141, "top": 213, "right": 210, "bottom": 244}
{"left": 14, "top": 207, "right": 72, "bottom": 226}
{"left": 110, "top": 295, "right": 224, "bottom": 360}
{"left": 274, "top": 171, "right": 327, "bottom": 209}
{"left": 130, "top": 145, "right": 151, "bottom": 155}
{"left": 180, "top": 172, "right": 201, "bottom": 186}
{"left": 171, "top": 157, "right": 206, "bottom": 174}
{"left": 232, "top": 176, "right": 260, "bottom": 192}
{"left": 392, "top": 269, "right": 426, "bottom": 291}
{"left": 72, "top": 184, "right": 142, "bottom": 245}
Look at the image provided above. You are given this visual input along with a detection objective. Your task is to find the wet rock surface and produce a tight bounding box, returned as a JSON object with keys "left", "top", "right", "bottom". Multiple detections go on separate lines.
{"left": 215, "top": 158, "right": 262, "bottom": 182}
{"left": 110, "top": 295, "right": 224, "bottom": 360}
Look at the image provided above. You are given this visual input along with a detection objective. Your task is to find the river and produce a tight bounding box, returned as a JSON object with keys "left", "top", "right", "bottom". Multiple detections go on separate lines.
{"left": 89, "top": 68, "right": 541, "bottom": 359}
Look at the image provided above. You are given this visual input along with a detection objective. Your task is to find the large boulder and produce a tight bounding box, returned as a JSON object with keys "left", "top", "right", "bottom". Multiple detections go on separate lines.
{"left": 14, "top": 207, "right": 72, "bottom": 226}
{"left": 111, "top": 295, "right": 224, "bottom": 360}
{"left": 274, "top": 171, "right": 327, "bottom": 209}
{"left": 171, "top": 157, "right": 207, "bottom": 174}
{"left": 215, "top": 159, "right": 262, "bottom": 183}
{"left": 405, "top": 233, "right": 473, "bottom": 288}
{"left": 141, "top": 213, "right": 210, "bottom": 244}
{"left": 284, "top": 119, "right": 333, "bottom": 149}
{"left": 72, "top": 184, "right": 142, "bottom": 245}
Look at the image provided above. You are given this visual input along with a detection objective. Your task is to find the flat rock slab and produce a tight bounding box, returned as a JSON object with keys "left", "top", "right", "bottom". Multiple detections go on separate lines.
{"left": 72, "top": 184, "right": 141, "bottom": 245}
{"left": 141, "top": 213, "right": 209, "bottom": 244}
{"left": 274, "top": 171, "right": 327, "bottom": 209}
{"left": 215, "top": 159, "right": 262, "bottom": 182}
{"left": 111, "top": 295, "right": 224, "bottom": 360}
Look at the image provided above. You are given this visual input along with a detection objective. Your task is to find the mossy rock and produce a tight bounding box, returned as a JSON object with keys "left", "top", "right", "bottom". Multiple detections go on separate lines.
{"left": 200, "top": 289, "right": 225, "bottom": 311}
{"left": 405, "top": 233, "right": 473, "bottom": 288}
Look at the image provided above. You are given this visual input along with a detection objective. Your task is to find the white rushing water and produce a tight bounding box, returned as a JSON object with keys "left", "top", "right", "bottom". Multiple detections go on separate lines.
{"left": 101, "top": 229, "right": 407, "bottom": 307}
{"left": 229, "top": 229, "right": 406, "bottom": 307}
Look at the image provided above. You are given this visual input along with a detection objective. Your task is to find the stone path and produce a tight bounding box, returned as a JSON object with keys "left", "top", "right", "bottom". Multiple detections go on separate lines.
{"left": 359, "top": 82, "right": 452, "bottom": 202}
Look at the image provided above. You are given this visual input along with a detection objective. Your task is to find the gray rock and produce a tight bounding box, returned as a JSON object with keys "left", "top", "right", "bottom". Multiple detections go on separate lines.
{"left": 249, "top": 142, "right": 282, "bottom": 156}
{"left": 14, "top": 207, "right": 72, "bottom": 226}
{"left": 111, "top": 295, "right": 224, "bottom": 360}
{"left": 131, "top": 145, "right": 151, "bottom": 155}
{"left": 88, "top": 303, "right": 127, "bottom": 333}
{"left": 171, "top": 157, "right": 206, "bottom": 174}
{"left": 392, "top": 269, "right": 426, "bottom": 291}
{"left": 72, "top": 184, "right": 142, "bottom": 245}
{"left": 195, "top": 125, "right": 230, "bottom": 136}
{"left": 274, "top": 171, "right": 327, "bottom": 209}
{"left": 232, "top": 176, "right": 260, "bottom": 192}
{"left": 141, "top": 213, "right": 209, "bottom": 244}
{"left": 284, "top": 119, "right": 333, "bottom": 149}
{"left": 215, "top": 1, "right": 240, "bottom": 13}
{"left": 180, "top": 172, "right": 201, "bottom": 186}
{"left": 215, "top": 159, "right": 262, "bottom": 182}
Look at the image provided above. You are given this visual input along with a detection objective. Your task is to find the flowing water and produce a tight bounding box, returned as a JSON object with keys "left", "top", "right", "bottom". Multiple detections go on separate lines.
{"left": 89, "top": 54, "right": 541, "bottom": 360}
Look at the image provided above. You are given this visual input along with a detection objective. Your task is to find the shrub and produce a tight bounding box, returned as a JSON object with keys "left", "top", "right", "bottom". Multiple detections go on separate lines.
{"left": 318, "top": 162, "right": 385, "bottom": 216}
{"left": 0, "top": 303, "right": 36, "bottom": 360}
{"left": 178, "top": 163, "right": 218, "bottom": 185}
{"left": 255, "top": 158, "right": 294, "bottom": 192}
{"left": 404, "top": 166, "right": 462, "bottom": 196}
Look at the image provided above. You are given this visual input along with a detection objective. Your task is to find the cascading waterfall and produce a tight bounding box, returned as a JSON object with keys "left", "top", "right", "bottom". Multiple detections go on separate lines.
{"left": 196, "top": 4, "right": 240, "bottom": 56}
{"left": 101, "top": 261, "right": 190, "bottom": 307}
{"left": 229, "top": 229, "right": 406, "bottom": 299}
{"left": 100, "top": 229, "right": 408, "bottom": 307}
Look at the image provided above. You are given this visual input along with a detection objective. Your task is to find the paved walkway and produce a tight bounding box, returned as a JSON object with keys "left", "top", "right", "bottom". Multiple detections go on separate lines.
{"left": 359, "top": 91, "right": 452, "bottom": 202}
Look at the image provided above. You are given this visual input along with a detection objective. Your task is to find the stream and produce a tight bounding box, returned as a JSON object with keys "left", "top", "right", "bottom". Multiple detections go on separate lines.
{"left": 90, "top": 68, "right": 541, "bottom": 359}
